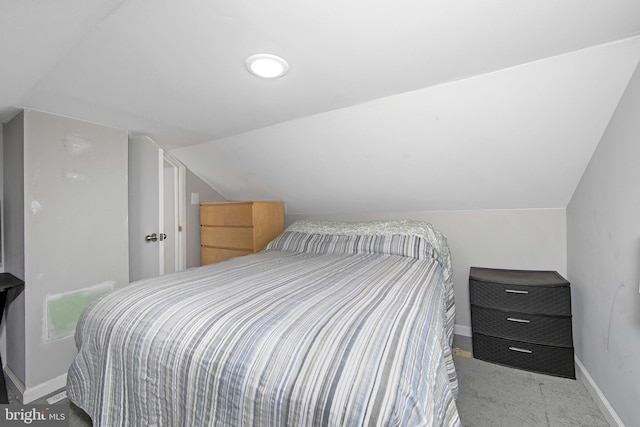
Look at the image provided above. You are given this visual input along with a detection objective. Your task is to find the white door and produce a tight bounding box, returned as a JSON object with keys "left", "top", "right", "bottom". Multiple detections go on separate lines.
{"left": 129, "top": 135, "right": 164, "bottom": 281}
{"left": 129, "top": 136, "right": 186, "bottom": 282}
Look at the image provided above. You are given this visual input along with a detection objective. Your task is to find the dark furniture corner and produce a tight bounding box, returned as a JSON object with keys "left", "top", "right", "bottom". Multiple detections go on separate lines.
{"left": 469, "top": 267, "right": 575, "bottom": 379}
{"left": 0, "top": 273, "right": 25, "bottom": 403}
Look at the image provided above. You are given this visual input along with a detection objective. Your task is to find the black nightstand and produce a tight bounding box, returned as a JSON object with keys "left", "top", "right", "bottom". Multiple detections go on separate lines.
{"left": 469, "top": 267, "right": 575, "bottom": 379}
{"left": 0, "top": 273, "right": 25, "bottom": 403}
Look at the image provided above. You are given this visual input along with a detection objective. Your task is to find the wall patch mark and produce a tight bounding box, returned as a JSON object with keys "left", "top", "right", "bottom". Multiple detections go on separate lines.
{"left": 62, "top": 133, "right": 93, "bottom": 156}
{"left": 62, "top": 169, "right": 88, "bottom": 182}
{"left": 45, "top": 281, "right": 115, "bottom": 340}
{"left": 30, "top": 200, "right": 43, "bottom": 215}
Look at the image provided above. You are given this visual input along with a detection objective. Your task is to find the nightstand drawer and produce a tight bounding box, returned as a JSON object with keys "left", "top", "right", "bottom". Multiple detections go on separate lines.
{"left": 470, "top": 280, "right": 571, "bottom": 315}
{"left": 473, "top": 334, "right": 575, "bottom": 379}
{"left": 471, "top": 306, "right": 573, "bottom": 347}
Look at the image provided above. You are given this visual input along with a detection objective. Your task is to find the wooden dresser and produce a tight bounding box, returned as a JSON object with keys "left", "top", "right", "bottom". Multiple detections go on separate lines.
{"left": 469, "top": 267, "right": 575, "bottom": 379}
{"left": 200, "top": 201, "right": 284, "bottom": 265}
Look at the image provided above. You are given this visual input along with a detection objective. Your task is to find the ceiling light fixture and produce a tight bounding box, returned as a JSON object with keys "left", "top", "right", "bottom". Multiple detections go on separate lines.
{"left": 245, "top": 54, "right": 289, "bottom": 79}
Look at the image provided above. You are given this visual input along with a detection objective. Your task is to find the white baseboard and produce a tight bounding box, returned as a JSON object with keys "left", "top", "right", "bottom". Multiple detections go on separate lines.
{"left": 575, "top": 356, "right": 625, "bottom": 427}
{"left": 454, "top": 324, "right": 472, "bottom": 337}
{"left": 5, "top": 366, "right": 67, "bottom": 404}
{"left": 4, "top": 366, "right": 24, "bottom": 398}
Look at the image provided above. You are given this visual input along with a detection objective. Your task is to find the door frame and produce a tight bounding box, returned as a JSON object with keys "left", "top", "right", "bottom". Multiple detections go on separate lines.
{"left": 162, "top": 151, "right": 187, "bottom": 273}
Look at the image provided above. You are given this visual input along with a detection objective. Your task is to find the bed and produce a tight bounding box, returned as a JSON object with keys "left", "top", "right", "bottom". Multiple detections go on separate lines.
{"left": 67, "top": 220, "right": 461, "bottom": 426}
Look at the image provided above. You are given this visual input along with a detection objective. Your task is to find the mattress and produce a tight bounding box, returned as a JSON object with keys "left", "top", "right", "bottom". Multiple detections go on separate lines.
{"left": 67, "top": 220, "right": 460, "bottom": 426}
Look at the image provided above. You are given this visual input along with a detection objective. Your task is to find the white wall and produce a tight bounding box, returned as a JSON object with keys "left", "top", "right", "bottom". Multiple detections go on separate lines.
{"left": 3, "top": 112, "right": 26, "bottom": 381}
{"left": 567, "top": 61, "right": 640, "bottom": 427}
{"left": 0, "top": 123, "right": 4, "bottom": 369}
{"left": 287, "top": 208, "right": 566, "bottom": 332}
{"left": 4, "top": 110, "right": 129, "bottom": 400}
{"left": 0, "top": 121, "right": 3, "bottom": 271}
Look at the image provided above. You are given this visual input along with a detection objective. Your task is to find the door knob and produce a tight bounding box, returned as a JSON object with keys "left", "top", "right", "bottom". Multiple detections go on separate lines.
{"left": 145, "top": 233, "right": 158, "bottom": 242}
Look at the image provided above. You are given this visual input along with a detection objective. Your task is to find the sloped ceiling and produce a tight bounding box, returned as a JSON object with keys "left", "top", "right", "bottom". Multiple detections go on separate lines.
{"left": 171, "top": 38, "right": 640, "bottom": 213}
{"left": 2, "top": 1, "right": 640, "bottom": 213}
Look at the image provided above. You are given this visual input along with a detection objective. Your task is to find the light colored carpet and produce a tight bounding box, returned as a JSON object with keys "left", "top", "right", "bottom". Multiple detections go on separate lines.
{"left": 4, "top": 335, "right": 609, "bottom": 426}
{"left": 454, "top": 354, "right": 609, "bottom": 427}
{"left": 452, "top": 334, "right": 608, "bottom": 426}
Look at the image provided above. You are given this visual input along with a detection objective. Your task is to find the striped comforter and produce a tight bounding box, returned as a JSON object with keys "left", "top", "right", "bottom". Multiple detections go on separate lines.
{"left": 68, "top": 227, "right": 460, "bottom": 427}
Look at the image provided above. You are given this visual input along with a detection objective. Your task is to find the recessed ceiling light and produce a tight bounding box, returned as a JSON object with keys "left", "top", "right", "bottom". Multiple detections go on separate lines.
{"left": 245, "top": 54, "right": 289, "bottom": 79}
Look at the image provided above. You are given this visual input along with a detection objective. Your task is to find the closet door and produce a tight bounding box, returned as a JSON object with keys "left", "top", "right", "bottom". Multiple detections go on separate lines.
{"left": 129, "top": 135, "right": 163, "bottom": 281}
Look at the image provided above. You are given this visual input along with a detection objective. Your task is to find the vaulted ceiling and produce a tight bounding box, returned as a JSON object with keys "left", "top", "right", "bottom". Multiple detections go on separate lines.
{"left": 3, "top": 1, "right": 640, "bottom": 213}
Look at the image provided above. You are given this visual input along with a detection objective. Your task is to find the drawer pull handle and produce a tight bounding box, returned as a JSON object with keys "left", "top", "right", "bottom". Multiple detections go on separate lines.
{"left": 505, "top": 289, "right": 529, "bottom": 294}
{"left": 508, "top": 346, "right": 533, "bottom": 354}
{"left": 507, "top": 317, "right": 530, "bottom": 323}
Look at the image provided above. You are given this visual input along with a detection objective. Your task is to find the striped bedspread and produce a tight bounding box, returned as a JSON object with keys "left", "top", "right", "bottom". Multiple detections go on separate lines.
{"left": 68, "top": 228, "right": 460, "bottom": 426}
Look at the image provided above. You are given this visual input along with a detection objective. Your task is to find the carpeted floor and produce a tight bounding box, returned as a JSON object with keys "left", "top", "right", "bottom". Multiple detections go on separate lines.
{"left": 453, "top": 334, "right": 609, "bottom": 426}
{"left": 454, "top": 354, "right": 609, "bottom": 426}
{"left": 5, "top": 335, "right": 609, "bottom": 426}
